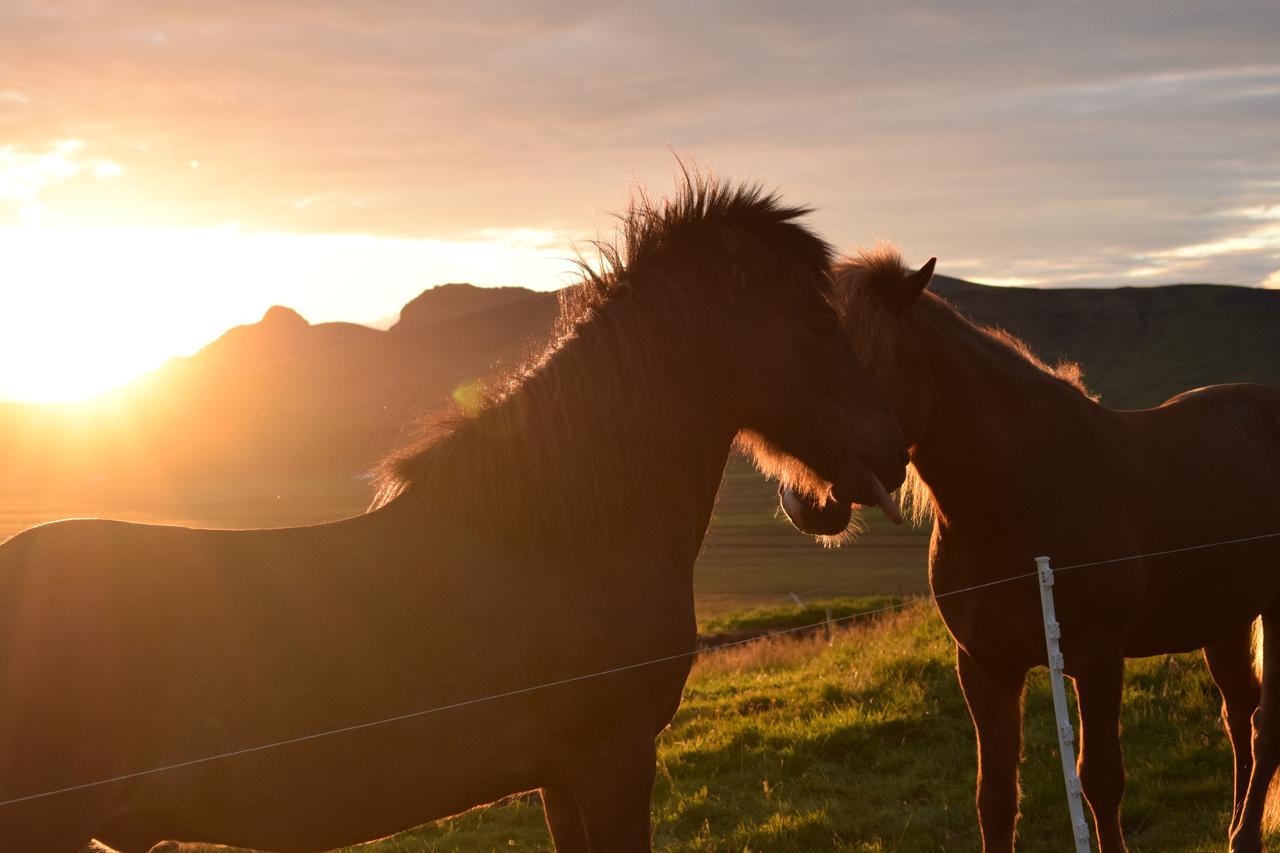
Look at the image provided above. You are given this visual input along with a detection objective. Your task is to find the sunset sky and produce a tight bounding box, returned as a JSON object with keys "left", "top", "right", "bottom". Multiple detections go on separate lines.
{"left": 2, "top": 1, "right": 1278, "bottom": 401}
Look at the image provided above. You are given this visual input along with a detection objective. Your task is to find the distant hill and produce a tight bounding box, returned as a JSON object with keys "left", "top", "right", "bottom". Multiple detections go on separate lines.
{"left": 1, "top": 277, "right": 1276, "bottom": 495}
{"left": 930, "top": 276, "right": 1280, "bottom": 408}
{"left": 0, "top": 283, "right": 558, "bottom": 492}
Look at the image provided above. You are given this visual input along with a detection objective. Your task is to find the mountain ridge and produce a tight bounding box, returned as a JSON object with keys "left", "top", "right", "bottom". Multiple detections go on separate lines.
{"left": 1, "top": 278, "right": 1275, "bottom": 495}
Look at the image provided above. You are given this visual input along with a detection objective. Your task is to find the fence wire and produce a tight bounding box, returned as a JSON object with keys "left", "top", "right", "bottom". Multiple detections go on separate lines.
{"left": 3, "top": 528, "right": 1280, "bottom": 809}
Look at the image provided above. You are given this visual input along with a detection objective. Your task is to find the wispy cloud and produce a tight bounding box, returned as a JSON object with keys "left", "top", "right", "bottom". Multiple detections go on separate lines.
{"left": 0, "top": 140, "right": 124, "bottom": 218}
{"left": 0, "top": 0, "right": 1275, "bottom": 286}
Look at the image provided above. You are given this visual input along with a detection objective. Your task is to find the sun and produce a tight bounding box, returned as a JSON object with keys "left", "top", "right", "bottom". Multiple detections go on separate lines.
{"left": 0, "top": 254, "right": 181, "bottom": 403}
{"left": 0, "top": 220, "right": 579, "bottom": 404}
{"left": 0, "top": 225, "right": 225, "bottom": 404}
{"left": 0, "top": 136, "right": 578, "bottom": 405}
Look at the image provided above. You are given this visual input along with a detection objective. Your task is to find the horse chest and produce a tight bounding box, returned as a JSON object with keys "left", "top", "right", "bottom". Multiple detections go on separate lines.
{"left": 930, "top": 539, "right": 1047, "bottom": 673}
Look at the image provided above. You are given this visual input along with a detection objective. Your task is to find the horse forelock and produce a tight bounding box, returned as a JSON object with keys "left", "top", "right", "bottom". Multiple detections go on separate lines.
{"left": 370, "top": 171, "right": 832, "bottom": 550}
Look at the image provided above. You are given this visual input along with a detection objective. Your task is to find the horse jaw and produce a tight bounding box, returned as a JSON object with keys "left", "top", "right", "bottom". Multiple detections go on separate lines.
{"left": 780, "top": 472, "right": 903, "bottom": 536}
{"left": 780, "top": 486, "right": 854, "bottom": 536}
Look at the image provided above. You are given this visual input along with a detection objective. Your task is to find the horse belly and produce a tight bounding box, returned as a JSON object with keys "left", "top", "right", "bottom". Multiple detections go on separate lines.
{"left": 94, "top": 704, "right": 549, "bottom": 851}
{"left": 1123, "top": 546, "right": 1280, "bottom": 656}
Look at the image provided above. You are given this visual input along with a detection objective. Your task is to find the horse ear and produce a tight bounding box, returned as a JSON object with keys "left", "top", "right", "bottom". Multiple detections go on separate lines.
{"left": 890, "top": 257, "right": 936, "bottom": 311}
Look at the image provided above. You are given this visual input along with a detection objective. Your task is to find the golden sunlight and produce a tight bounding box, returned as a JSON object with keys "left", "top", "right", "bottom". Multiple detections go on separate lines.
{"left": 0, "top": 224, "right": 574, "bottom": 403}
{"left": 1, "top": 136, "right": 578, "bottom": 403}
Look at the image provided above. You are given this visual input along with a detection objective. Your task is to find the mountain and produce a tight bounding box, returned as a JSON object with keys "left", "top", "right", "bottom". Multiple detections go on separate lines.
{"left": 0, "top": 277, "right": 1276, "bottom": 497}
{"left": 930, "top": 276, "right": 1280, "bottom": 408}
{"left": 0, "top": 284, "right": 558, "bottom": 493}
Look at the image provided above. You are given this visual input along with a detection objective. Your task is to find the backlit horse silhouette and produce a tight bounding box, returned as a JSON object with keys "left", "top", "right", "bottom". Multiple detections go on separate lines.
{"left": 782, "top": 247, "right": 1280, "bottom": 853}
{"left": 0, "top": 177, "right": 908, "bottom": 853}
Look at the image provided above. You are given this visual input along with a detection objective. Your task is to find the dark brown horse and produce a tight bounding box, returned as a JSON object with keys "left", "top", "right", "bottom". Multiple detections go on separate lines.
{"left": 781, "top": 247, "right": 1280, "bottom": 852}
{"left": 0, "top": 176, "right": 908, "bottom": 853}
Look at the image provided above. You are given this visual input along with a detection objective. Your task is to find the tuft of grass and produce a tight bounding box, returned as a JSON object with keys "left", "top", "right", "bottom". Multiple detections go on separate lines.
{"left": 295, "top": 603, "right": 1264, "bottom": 852}
{"left": 700, "top": 595, "right": 902, "bottom": 636}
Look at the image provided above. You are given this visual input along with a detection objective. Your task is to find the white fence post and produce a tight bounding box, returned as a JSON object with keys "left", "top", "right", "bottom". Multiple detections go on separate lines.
{"left": 1036, "top": 555, "right": 1092, "bottom": 853}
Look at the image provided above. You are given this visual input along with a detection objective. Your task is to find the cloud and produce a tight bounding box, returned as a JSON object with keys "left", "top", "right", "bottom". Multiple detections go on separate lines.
{"left": 1147, "top": 224, "right": 1280, "bottom": 261}
{"left": 0, "top": 0, "right": 1275, "bottom": 285}
{"left": 0, "top": 139, "right": 123, "bottom": 204}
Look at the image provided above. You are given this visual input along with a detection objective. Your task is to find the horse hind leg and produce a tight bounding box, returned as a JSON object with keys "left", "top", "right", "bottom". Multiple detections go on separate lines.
{"left": 1233, "top": 608, "right": 1280, "bottom": 853}
{"left": 555, "top": 726, "right": 658, "bottom": 852}
{"left": 542, "top": 784, "right": 588, "bottom": 853}
{"left": 1204, "top": 620, "right": 1262, "bottom": 835}
{"left": 1072, "top": 651, "right": 1127, "bottom": 853}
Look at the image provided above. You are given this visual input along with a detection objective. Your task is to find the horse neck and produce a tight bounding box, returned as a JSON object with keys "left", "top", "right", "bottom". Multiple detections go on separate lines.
{"left": 908, "top": 299, "right": 1101, "bottom": 533}
{"left": 413, "top": 291, "right": 737, "bottom": 569}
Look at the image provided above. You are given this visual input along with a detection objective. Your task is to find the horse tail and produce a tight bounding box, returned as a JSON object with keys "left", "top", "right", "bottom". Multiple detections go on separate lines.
{"left": 1253, "top": 617, "right": 1280, "bottom": 833}
{"left": 1255, "top": 617, "right": 1266, "bottom": 683}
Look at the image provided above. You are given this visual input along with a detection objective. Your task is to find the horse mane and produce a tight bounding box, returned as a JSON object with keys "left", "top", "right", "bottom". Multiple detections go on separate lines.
{"left": 836, "top": 244, "right": 1095, "bottom": 396}
{"left": 832, "top": 244, "right": 1097, "bottom": 526}
{"left": 370, "top": 170, "right": 833, "bottom": 551}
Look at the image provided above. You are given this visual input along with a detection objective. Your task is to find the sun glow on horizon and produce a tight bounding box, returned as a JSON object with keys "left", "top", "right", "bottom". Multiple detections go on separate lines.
{"left": 0, "top": 223, "right": 578, "bottom": 404}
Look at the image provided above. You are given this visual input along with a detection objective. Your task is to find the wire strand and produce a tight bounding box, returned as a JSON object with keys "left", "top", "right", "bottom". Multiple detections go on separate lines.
{"left": 0, "top": 596, "right": 934, "bottom": 808}
{"left": 4, "top": 528, "right": 1278, "bottom": 809}
{"left": 1052, "top": 530, "right": 1280, "bottom": 573}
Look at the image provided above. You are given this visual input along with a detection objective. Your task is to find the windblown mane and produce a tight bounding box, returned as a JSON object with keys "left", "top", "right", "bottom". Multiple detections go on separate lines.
{"left": 370, "top": 170, "right": 832, "bottom": 551}
{"left": 832, "top": 245, "right": 1096, "bottom": 526}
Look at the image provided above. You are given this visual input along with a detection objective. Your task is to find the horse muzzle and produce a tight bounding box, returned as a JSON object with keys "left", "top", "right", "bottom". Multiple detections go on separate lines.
{"left": 779, "top": 458, "right": 904, "bottom": 536}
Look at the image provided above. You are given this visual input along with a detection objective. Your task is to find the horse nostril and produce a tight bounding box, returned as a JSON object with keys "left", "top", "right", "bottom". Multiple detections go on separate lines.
{"left": 898, "top": 447, "right": 911, "bottom": 466}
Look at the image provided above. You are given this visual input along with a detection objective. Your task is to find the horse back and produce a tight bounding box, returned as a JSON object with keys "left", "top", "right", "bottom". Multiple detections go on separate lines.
{"left": 1106, "top": 382, "right": 1280, "bottom": 652}
{"left": 1125, "top": 382, "right": 1280, "bottom": 501}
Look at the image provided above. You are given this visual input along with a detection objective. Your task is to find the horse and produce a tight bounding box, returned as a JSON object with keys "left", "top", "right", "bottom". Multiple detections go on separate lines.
{"left": 780, "top": 246, "right": 1280, "bottom": 852}
{"left": 0, "top": 175, "right": 910, "bottom": 853}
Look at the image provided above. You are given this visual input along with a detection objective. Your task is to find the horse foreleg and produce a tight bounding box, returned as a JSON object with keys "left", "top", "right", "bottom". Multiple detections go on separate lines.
{"left": 560, "top": 727, "right": 657, "bottom": 852}
{"left": 542, "top": 784, "right": 588, "bottom": 853}
{"left": 1204, "top": 622, "right": 1262, "bottom": 835}
{"left": 1233, "top": 609, "right": 1280, "bottom": 853}
{"left": 957, "top": 647, "right": 1027, "bottom": 853}
{"left": 1072, "top": 653, "right": 1127, "bottom": 852}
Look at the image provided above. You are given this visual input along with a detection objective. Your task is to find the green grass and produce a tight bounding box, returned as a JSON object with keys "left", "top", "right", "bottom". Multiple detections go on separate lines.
{"left": 701, "top": 596, "right": 902, "bottom": 635}
{"left": 311, "top": 601, "right": 1251, "bottom": 852}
